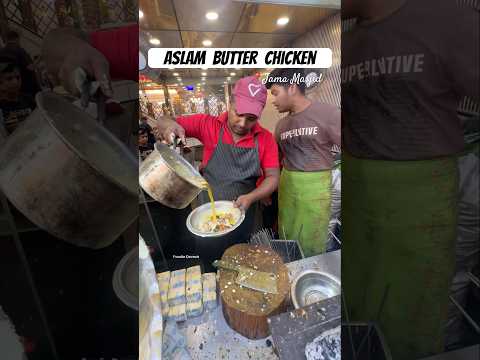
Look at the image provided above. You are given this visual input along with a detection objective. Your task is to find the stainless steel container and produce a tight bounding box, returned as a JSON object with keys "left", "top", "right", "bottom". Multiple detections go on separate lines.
{"left": 0, "top": 91, "right": 138, "bottom": 248}
{"left": 139, "top": 142, "right": 205, "bottom": 209}
{"left": 291, "top": 270, "right": 341, "bottom": 308}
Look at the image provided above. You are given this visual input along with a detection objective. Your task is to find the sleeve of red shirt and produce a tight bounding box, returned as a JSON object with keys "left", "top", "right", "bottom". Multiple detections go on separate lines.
{"left": 261, "top": 132, "right": 280, "bottom": 170}
{"left": 176, "top": 113, "right": 212, "bottom": 142}
{"left": 90, "top": 24, "right": 138, "bottom": 82}
{"left": 256, "top": 132, "right": 279, "bottom": 187}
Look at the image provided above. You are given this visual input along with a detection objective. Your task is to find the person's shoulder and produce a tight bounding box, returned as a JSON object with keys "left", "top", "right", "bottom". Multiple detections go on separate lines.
{"left": 404, "top": 0, "right": 475, "bottom": 23}
{"left": 311, "top": 101, "right": 339, "bottom": 113}
{"left": 178, "top": 112, "right": 220, "bottom": 122}
{"left": 91, "top": 23, "right": 138, "bottom": 39}
{"left": 256, "top": 123, "right": 276, "bottom": 141}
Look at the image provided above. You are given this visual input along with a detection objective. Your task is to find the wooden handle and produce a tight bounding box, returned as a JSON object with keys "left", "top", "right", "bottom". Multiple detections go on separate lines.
{"left": 212, "top": 260, "right": 240, "bottom": 272}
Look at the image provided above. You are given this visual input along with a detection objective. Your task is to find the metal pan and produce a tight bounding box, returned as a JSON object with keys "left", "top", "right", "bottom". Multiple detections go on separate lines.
{"left": 139, "top": 142, "right": 205, "bottom": 209}
{"left": 0, "top": 91, "right": 138, "bottom": 248}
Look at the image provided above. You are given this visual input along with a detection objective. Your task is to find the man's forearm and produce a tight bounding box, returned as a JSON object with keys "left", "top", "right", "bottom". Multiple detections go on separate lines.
{"left": 42, "top": 28, "right": 90, "bottom": 78}
{"left": 155, "top": 115, "right": 177, "bottom": 134}
{"left": 247, "top": 174, "right": 279, "bottom": 203}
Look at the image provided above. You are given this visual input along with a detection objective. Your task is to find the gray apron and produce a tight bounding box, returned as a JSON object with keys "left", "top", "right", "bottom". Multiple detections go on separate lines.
{"left": 197, "top": 126, "right": 261, "bottom": 257}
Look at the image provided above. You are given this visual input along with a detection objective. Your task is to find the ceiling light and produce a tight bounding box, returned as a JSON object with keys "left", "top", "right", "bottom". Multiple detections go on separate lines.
{"left": 139, "top": 10, "right": 144, "bottom": 19}
{"left": 201, "top": 66, "right": 209, "bottom": 70}
{"left": 202, "top": 39, "right": 212, "bottom": 47}
{"left": 205, "top": 12, "right": 218, "bottom": 21}
{"left": 227, "top": 77, "right": 231, "bottom": 80}
{"left": 202, "top": 82, "right": 206, "bottom": 85}
{"left": 201, "top": 72, "right": 207, "bottom": 76}
{"left": 173, "top": 72, "right": 179, "bottom": 76}
{"left": 149, "top": 38, "right": 160, "bottom": 45}
{"left": 277, "top": 17, "right": 289, "bottom": 26}
{"left": 230, "top": 72, "right": 236, "bottom": 76}
{"left": 169, "top": 67, "right": 175, "bottom": 70}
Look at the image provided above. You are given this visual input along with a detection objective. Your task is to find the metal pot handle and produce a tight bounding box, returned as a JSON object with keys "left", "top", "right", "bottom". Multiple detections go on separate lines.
{"left": 75, "top": 67, "right": 106, "bottom": 125}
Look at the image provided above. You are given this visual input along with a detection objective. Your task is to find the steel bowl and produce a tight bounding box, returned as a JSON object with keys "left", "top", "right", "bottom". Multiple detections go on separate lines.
{"left": 291, "top": 270, "right": 341, "bottom": 309}
{"left": 186, "top": 200, "right": 245, "bottom": 237}
{"left": 112, "top": 246, "right": 139, "bottom": 311}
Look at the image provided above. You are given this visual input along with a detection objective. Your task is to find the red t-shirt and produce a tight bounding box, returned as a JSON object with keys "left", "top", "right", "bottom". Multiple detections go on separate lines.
{"left": 90, "top": 24, "right": 138, "bottom": 82}
{"left": 177, "top": 112, "right": 280, "bottom": 175}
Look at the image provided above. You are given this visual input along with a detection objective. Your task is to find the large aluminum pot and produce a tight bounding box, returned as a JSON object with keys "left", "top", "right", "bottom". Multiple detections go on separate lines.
{"left": 139, "top": 142, "right": 205, "bottom": 209}
{"left": 0, "top": 92, "right": 138, "bottom": 248}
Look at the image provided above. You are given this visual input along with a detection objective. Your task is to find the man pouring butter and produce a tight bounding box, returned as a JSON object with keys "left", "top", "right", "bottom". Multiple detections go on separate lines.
{"left": 156, "top": 76, "right": 280, "bottom": 239}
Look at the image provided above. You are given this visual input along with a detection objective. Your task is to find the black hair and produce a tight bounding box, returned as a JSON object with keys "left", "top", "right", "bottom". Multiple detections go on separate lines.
{"left": 265, "top": 68, "right": 306, "bottom": 94}
{"left": 0, "top": 55, "right": 19, "bottom": 74}
{"left": 6, "top": 31, "right": 19, "bottom": 41}
{"left": 138, "top": 124, "right": 150, "bottom": 135}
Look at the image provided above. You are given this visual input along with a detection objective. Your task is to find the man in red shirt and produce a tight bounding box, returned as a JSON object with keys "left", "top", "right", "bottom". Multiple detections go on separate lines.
{"left": 40, "top": 25, "right": 138, "bottom": 148}
{"left": 157, "top": 76, "right": 280, "bottom": 239}
{"left": 41, "top": 24, "right": 138, "bottom": 97}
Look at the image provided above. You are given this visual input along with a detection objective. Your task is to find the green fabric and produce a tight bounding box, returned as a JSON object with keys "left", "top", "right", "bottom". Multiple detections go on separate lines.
{"left": 278, "top": 168, "right": 331, "bottom": 257}
{"left": 342, "top": 152, "right": 459, "bottom": 359}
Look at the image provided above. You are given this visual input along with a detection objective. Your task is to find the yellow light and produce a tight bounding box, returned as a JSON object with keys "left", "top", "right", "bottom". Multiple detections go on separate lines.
{"left": 277, "top": 17, "right": 289, "bottom": 26}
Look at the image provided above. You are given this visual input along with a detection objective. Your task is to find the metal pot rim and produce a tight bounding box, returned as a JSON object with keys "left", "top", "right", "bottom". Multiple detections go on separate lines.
{"left": 186, "top": 200, "right": 246, "bottom": 237}
{"left": 291, "top": 270, "right": 341, "bottom": 309}
{"left": 36, "top": 91, "right": 138, "bottom": 195}
{"left": 154, "top": 142, "right": 205, "bottom": 188}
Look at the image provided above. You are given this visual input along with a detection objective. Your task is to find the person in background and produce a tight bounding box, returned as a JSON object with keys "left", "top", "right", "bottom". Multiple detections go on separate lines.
{"left": 0, "top": 56, "right": 35, "bottom": 136}
{"left": 0, "top": 30, "right": 40, "bottom": 96}
{"left": 140, "top": 116, "right": 156, "bottom": 145}
{"left": 139, "top": 124, "right": 154, "bottom": 160}
{"left": 341, "top": 0, "right": 479, "bottom": 358}
{"left": 156, "top": 75, "right": 280, "bottom": 241}
{"left": 266, "top": 68, "right": 340, "bottom": 257}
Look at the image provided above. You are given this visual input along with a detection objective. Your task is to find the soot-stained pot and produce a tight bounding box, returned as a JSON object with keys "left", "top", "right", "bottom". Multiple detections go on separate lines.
{"left": 139, "top": 142, "right": 205, "bottom": 209}
{"left": 0, "top": 91, "right": 138, "bottom": 248}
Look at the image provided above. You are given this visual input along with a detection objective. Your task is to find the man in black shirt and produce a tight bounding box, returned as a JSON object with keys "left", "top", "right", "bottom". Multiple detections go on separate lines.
{"left": 0, "top": 57, "right": 35, "bottom": 136}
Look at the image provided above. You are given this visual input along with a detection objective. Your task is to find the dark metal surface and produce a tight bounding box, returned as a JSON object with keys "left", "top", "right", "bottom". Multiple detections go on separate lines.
{"left": 341, "top": 322, "right": 393, "bottom": 360}
{"left": 286, "top": 250, "right": 341, "bottom": 281}
{"left": 0, "top": 193, "right": 59, "bottom": 359}
{"left": 419, "top": 345, "right": 479, "bottom": 360}
{"left": 268, "top": 295, "right": 341, "bottom": 360}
